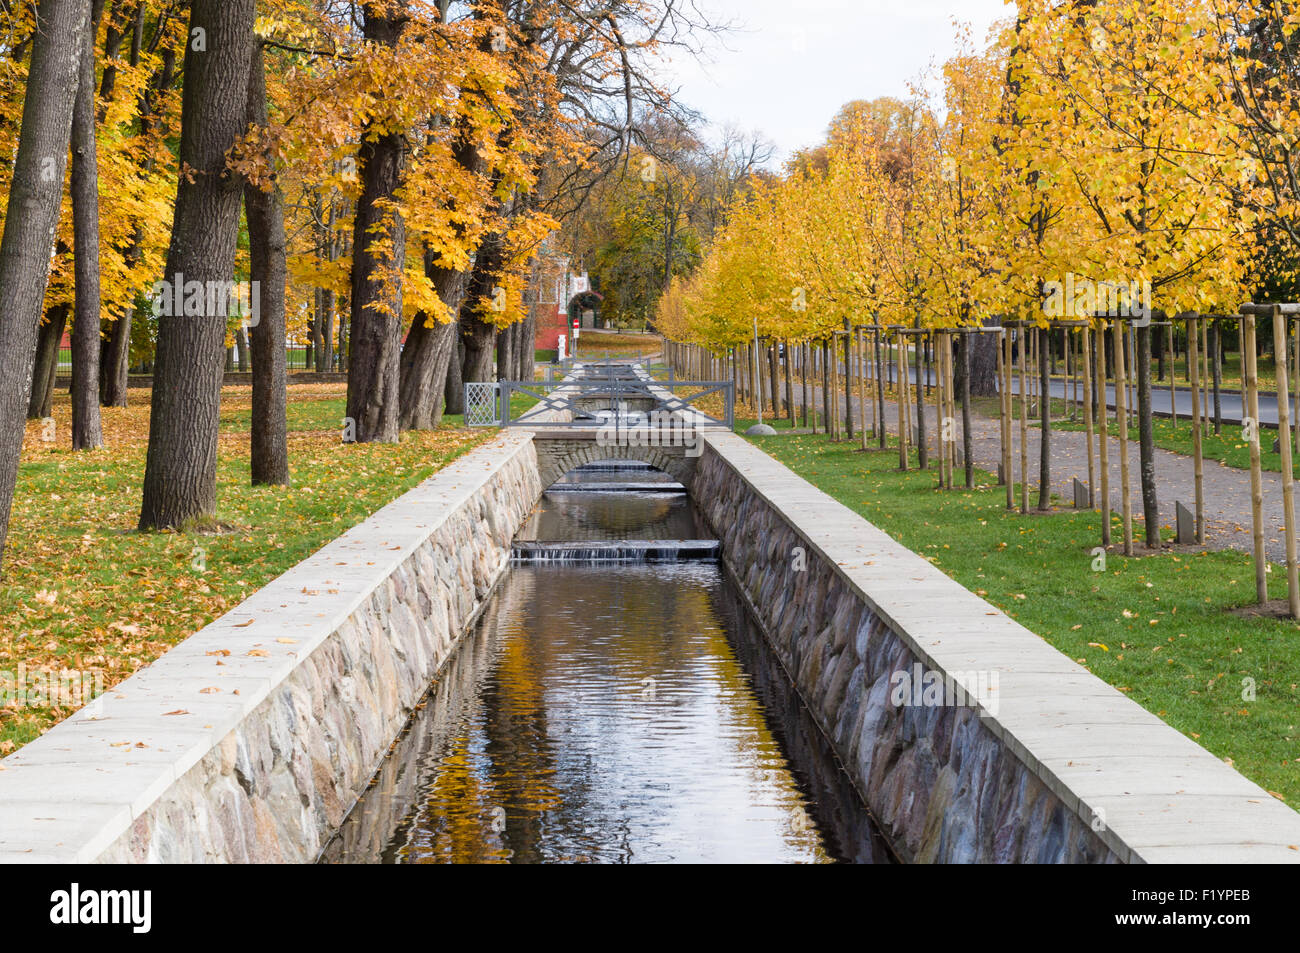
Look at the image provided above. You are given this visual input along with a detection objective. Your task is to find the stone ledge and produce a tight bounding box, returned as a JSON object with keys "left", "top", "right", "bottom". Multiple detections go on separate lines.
{"left": 0, "top": 431, "right": 541, "bottom": 863}
{"left": 699, "top": 431, "right": 1300, "bottom": 863}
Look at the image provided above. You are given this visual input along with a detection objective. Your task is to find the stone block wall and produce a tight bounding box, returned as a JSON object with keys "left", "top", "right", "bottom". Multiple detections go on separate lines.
{"left": 694, "top": 432, "right": 1300, "bottom": 863}
{"left": 0, "top": 432, "right": 542, "bottom": 863}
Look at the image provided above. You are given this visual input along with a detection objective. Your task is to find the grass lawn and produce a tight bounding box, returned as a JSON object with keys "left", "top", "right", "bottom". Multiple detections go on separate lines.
{"left": 0, "top": 383, "right": 489, "bottom": 753}
{"left": 573, "top": 330, "right": 661, "bottom": 360}
{"left": 741, "top": 425, "right": 1300, "bottom": 805}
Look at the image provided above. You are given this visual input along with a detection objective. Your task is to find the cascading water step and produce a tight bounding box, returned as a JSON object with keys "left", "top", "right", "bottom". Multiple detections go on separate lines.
{"left": 547, "top": 482, "right": 686, "bottom": 493}
{"left": 511, "top": 539, "right": 720, "bottom": 562}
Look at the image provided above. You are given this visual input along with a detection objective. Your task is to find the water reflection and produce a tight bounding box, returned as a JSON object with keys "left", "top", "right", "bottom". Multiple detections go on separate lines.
{"left": 322, "top": 563, "right": 887, "bottom": 863}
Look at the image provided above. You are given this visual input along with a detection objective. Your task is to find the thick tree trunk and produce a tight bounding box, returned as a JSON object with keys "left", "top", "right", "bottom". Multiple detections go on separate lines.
{"left": 244, "top": 38, "right": 288, "bottom": 486}
{"left": 444, "top": 334, "right": 464, "bottom": 415}
{"left": 100, "top": 276, "right": 133, "bottom": 406}
{"left": 138, "top": 0, "right": 256, "bottom": 530}
{"left": 1137, "top": 324, "right": 1158, "bottom": 547}
{"left": 970, "top": 322, "right": 999, "bottom": 396}
{"left": 459, "top": 231, "right": 505, "bottom": 385}
{"left": 516, "top": 312, "right": 534, "bottom": 381}
{"left": 71, "top": 0, "right": 106, "bottom": 450}
{"left": 398, "top": 247, "right": 470, "bottom": 430}
{"left": 0, "top": 0, "right": 87, "bottom": 568}
{"left": 345, "top": 3, "right": 407, "bottom": 444}
{"left": 29, "top": 304, "right": 70, "bottom": 420}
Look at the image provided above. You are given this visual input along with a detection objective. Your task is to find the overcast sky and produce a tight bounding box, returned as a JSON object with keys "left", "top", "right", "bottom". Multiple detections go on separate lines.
{"left": 664, "top": 0, "right": 1012, "bottom": 166}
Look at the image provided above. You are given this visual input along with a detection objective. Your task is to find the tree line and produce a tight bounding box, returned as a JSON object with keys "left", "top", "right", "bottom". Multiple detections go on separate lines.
{"left": 657, "top": 0, "right": 1300, "bottom": 549}
{"left": 0, "top": 0, "right": 717, "bottom": 572}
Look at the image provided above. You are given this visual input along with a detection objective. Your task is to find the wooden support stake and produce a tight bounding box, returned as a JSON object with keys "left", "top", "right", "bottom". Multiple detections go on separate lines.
{"left": 1114, "top": 320, "right": 1133, "bottom": 555}
{"left": 1000, "top": 329, "right": 1013, "bottom": 508}
{"left": 1019, "top": 328, "right": 1029, "bottom": 514}
{"left": 1167, "top": 322, "right": 1177, "bottom": 427}
{"left": 1272, "top": 307, "right": 1300, "bottom": 618}
{"left": 1188, "top": 316, "right": 1205, "bottom": 544}
{"left": 1097, "top": 323, "right": 1112, "bottom": 546}
{"left": 1244, "top": 314, "right": 1268, "bottom": 604}
{"left": 898, "top": 332, "right": 910, "bottom": 470}
{"left": 1083, "top": 326, "right": 1096, "bottom": 508}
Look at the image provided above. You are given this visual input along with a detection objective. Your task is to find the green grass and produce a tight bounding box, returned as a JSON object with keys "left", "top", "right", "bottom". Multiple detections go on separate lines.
{"left": 0, "top": 385, "right": 488, "bottom": 753}
{"left": 742, "top": 427, "right": 1300, "bottom": 805}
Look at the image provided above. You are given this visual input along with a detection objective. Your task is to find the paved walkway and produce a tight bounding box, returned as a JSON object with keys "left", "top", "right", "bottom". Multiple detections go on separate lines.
{"left": 783, "top": 379, "right": 1296, "bottom": 563}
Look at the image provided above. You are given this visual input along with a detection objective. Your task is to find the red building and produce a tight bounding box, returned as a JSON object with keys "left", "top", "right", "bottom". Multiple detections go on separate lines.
{"left": 529, "top": 253, "right": 600, "bottom": 352}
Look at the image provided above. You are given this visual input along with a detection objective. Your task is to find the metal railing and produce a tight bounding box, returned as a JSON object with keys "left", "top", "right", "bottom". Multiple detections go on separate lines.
{"left": 467, "top": 361, "right": 733, "bottom": 429}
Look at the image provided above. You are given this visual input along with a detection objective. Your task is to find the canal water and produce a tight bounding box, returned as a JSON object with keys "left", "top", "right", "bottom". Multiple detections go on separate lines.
{"left": 320, "top": 465, "right": 889, "bottom": 864}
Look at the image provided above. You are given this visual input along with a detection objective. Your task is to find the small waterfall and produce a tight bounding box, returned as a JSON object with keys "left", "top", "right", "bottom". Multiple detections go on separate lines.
{"left": 547, "top": 483, "right": 685, "bottom": 493}
{"left": 511, "top": 540, "right": 720, "bottom": 563}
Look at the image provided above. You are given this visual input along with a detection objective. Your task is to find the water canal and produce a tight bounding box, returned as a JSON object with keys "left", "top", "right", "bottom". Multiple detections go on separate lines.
{"left": 320, "top": 464, "right": 890, "bottom": 864}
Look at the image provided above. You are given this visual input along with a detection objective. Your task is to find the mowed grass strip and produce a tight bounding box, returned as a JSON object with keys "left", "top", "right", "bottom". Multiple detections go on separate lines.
{"left": 743, "top": 428, "right": 1300, "bottom": 805}
{"left": 0, "top": 383, "right": 487, "bottom": 752}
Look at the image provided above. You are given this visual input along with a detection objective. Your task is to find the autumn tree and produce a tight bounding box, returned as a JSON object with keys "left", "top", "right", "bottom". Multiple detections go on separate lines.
{"left": 138, "top": 0, "right": 258, "bottom": 530}
{"left": 0, "top": 0, "right": 88, "bottom": 569}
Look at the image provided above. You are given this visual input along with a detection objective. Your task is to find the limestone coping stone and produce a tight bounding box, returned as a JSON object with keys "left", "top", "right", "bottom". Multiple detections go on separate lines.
{"left": 0, "top": 430, "right": 537, "bottom": 863}
{"left": 703, "top": 430, "right": 1300, "bottom": 864}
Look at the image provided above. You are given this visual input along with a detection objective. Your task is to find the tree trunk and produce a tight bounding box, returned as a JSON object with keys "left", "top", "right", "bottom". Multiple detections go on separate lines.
{"left": 29, "top": 304, "right": 70, "bottom": 420}
{"left": 138, "top": 0, "right": 256, "bottom": 530}
{"left": 970, "top": 322, "right": 999, "bottom": 396}
{"left": 244, "top": 38, "right": 288, "bottom": 486}
{"left": 71, "top": 0, "right": 105, "bottom": 450}
{"left": 100, "top": 283, "right": 133, "bottom": 406}
{"left": 459, "top": 231, "right": 505, "bottom": 385}
{"left": 344, "top": 3, "right": 407, "bottom": 444}
{"left": 398, "top": 236, "right": 474, "bottom": 431}
{"left": 517, "top": 311, "right": 535, "bottom": 380}
{"left": 1137, "top": 324, "right": 1158, "bottom": 547}
{"left": 0, "top": 0, "right": 87, "bottom": 568}
{"left": 444, "top": 334, "right": 464, "bottom": 415}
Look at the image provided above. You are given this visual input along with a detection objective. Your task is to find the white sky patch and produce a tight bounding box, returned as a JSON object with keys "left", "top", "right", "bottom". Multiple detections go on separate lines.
{"left": 663, "top": 0, "right": 1011, "bottom": 165}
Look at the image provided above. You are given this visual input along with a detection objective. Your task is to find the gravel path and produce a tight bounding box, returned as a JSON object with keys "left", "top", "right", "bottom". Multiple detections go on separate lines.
{"left": 784, "top": 380, "right": 1295, "bottom": 563}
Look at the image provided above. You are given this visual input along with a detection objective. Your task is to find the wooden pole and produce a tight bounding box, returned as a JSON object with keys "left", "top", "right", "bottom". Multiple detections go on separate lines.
{"left": 1113, "top": 320, "right": 1133, "bottom": 555}
{"left": 857, "top": 329, "right": 869, "bottom": 451}
{"left": 1000, "top": 328, "right": 1013, "bottom": 508}
{"left": 1019, "top": 327, "right": 1029, "bottom": 514}
{"left": 800, "top": 342, "right": 809, "bottom": 430}
{"left": 784, "top": 339, "right": 794, "bottom": 426}
{"left": 1167, "top": 322, "right": 1177, "bottom": 428}
{"left": 875, "top": 328, "right": 887, "bottom": 449}
{"left": 1200, "top": 318, "right": 1211, "bottom": 437}
{"left": 1083, "top": 326, "right": 1096, "bottom": 508}
{"left": 934, "top": 332, "right": 946, "bottom": 488}
{"left": 1244, "top": 314, "right": 1268, "bottom": 604}
{"left": 1097, "top": 323, "right": 1112, "bottom": 546}
{"left": 829, "top": 333, "right": 841, "bottom": 441}
{"left": 1188, "top": 316, "right": 1205, "bottom": 543}
{"left": 898, "top": 331, "right": 910, "bottom": 470}
{"left": 1272, "top": 307, "right": 1300, "bottom": 617}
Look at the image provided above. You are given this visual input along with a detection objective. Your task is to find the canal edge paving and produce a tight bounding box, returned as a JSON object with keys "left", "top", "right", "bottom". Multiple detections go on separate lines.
{"left": 693, "top": 431, "right": 1300, "bottom": 863}
{"left": 0, "top": 431, "right": 541, "bottom": 863}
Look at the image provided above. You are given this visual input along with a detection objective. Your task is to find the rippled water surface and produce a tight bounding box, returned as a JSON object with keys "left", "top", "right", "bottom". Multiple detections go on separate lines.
{"left": 322, "top": 466, "right": 888, "bottom": 864}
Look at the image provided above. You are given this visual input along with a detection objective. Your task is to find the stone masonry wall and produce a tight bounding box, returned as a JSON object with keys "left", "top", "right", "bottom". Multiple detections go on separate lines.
{"left": 693, "top": 436, "right": 1116, "bottom": 863}
{"left": 0, "top": 432, "right": 542, "bottom": 863}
